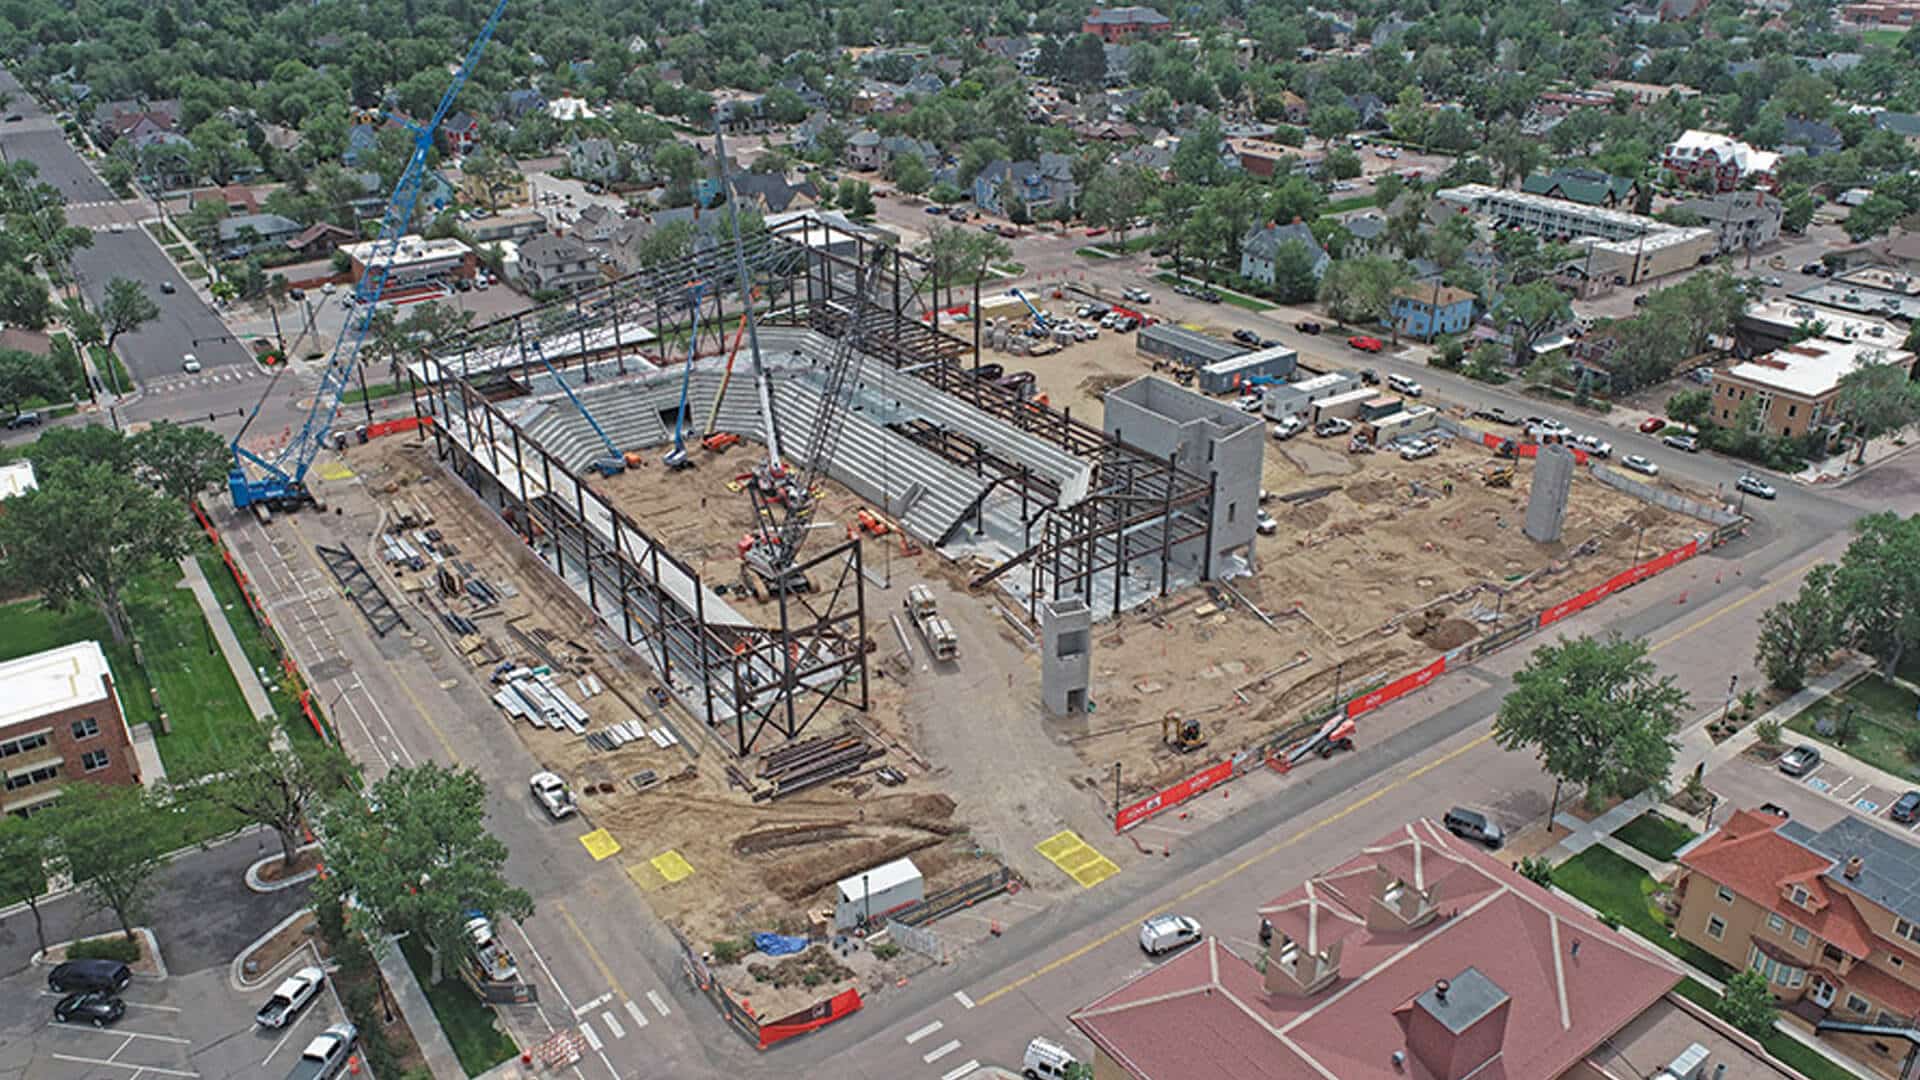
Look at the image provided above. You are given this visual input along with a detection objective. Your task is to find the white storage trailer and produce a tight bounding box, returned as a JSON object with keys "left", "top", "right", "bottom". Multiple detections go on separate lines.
{"left": 835, "top": 856, "right": 925, "bottom": 928}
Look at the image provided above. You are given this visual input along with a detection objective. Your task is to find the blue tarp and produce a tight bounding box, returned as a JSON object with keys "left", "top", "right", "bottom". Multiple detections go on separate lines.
{"left": 754, "top": 932, "right": 809, "bottom": 956}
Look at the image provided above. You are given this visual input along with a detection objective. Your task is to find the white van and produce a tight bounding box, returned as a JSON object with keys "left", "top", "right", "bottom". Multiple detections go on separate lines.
{"left": 1386, "top": 373, "right": 1424, "bottom": 397}
{"left": 1138, "top": 913, "right": 1202, "bottom": 956}
{"left": 1023, "top": 1037, "right": 1080, "bottom": 1079}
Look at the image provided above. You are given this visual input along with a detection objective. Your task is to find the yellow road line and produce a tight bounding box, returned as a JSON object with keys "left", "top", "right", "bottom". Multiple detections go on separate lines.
{"left": 978, "top": 728, "right": 1494, "bottom": 1006}
{"left": 979, "top": 547, "right": 1833, "bottom": 1004}
{"left": 556, "top": 900, "right": 630, "bottom": 1000}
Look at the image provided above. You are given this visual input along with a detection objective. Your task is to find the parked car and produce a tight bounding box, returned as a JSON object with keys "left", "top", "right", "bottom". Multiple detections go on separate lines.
{"left": 1232, "top": 328, "right": 1260, "bottom": 346}
{"left": 1023, "top": 1037, "right": 1081, "bottom": 1080}
{"left": 1662, "top": 433, "right": 1700, "bottom": 453}
{"left": 1638, "top": 417, "right": 1667, "bottom": 434}
{"left": 1294, "top": 320, "right": 1322, "bottom": 334}
{"left": 923, "top": 205, "right": 944, "bottom": 215}
{"left": 1386, "top": 373, "right": 1423, "bottom": 397}
{"left": 1735, "top": 474, "right": 1777, "bottom": 500}
{"left": 1893, "top": 791, "right": 1920, "bottom": 824}
{"left": 48, "top": 959, "right": 132, "bottom": 994}
{"left": 1271, "top": 416, "right": 1304, "bottom": 440}
{"left": 529, "top": 771, "right": 576, "bottom": 819}
{"left": 1314, "top": 417, "right": 1353, "bottom": 438}
{"left": 1443, "top": 806, "right": 1504, "bottom": 848}
{"left": 158, "top": 280, "right": 176, "bottom": 294}
{"left": 1800, "top": 262, "right": 1823, "bottom": 275}
{"left": 1347, "top": 335, "right": 1383, "bottom": 353}
{"left": 1235, "top": 394, "right": 1262, "bottom": 413}
{"left": 1528, "top": 416, "right": 1569, "bottom": 436}
{"left": 7, "top": 410, "right": 43, "bottom": 429}
{"left": 1256, "top": 509, "right": 1278, "bottom": 535}
{"left": 1574, "top": 434, "right": 1612, "bottom": 458}
{"left": 1358, "top": 368, "right": 1379, "bottom": 385}
{"left": 1199, "top": 289, "right": 1222, "bottom": 303}
{"left": 1259, "top": 337, "right": 1282, "bottom": 349}
{"left": 256, "top": 966, "right": 326, "bottom": 1029}
{"left": 1778, "top": 744, "right": 1822, "bottom": 777}
{"left": 1085, "top": 226, "right": 1107, "bottom": 237}
{"left": 54, "top": 990, "right": 125, "bottom": 1027}
{"left": 288, "top": 1023, "right": 358, "bottom": 1080}
{"left": 948, "top": 209, "right": 968, "bottom": 222}
{"left": 1621, "top": 454, "right": 1659, "bottom": 476}
{"left": 1399, "top": 439, "right": 1438, "bottom": 461}
{"left": 1138, "top": 914, "right": 1202, "bottom": 956}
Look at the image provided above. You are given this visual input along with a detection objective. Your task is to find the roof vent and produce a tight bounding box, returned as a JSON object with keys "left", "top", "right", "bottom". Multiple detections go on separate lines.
{"left": 1845, "top": 855, "right": 1864, "bottom": 880}
{"left": 1434, "top": 978, "right": 1450, "bottom": 1001}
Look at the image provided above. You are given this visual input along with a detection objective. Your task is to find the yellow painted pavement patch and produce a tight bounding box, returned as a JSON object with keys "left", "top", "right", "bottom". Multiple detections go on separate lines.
{"left": 579, "top": 828, "right": 621, "bottom": 861}
{"left": 1036, "top": 830, "right": 1120, "bottom": 888}
{"left": 651, "top": 849, "right": 695, "bottom": 883}
{"left": 316, "top": 462, "right": 355, "bottom": 481}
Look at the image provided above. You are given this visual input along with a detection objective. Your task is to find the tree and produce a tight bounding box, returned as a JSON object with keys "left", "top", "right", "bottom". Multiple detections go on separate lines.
{"left": 1666, "top": 389, "right": 1712, "bottom": 428}
{"left": 890, "top": 154, "right": 932, "bottom": 198}
{"left": 1495, "top": 281, "right": 1572, "bottom": 366}
{"left": 463, "top": 149, "right": 522, "bottom": 212}
{"left": 0, "top": 814, "right": 59, "bottom": 953}
{"left": 1487, "top": 130, "right": 1543, "bottom": 189}
{"left": 837, "top": 179, "right": 876, "bottom": 218}
{"left": 929, "top": 182, "right": 965, "bottom": 206}
{"left": 1834, "top": 512, "right": 1920, "bottom": 678}
{"left": 1318, "top": 255, "right": 1409, "bottom": 327}
{"left": 1755, "top": 565, "right": 1844, "bottom": 692}
{"left": 99, "top": 278, "right": 161, "bottom": 348}
{"left": 133, "top": 419, "right": 231, "bottom": 502}
{"left": 178, "top": 719, "right": 354, "bottom": 867}
{"left": 52, "top": 782, "right": 170, "bottom": 940}
{"left": 1324, "top": 146, "right": 1362, "bottom": 180}
{"left": 1268, "top": 240, "right": 1324, "bottom": 303}
{"left": 1844, "top": 194, "right": 1906, "bottom": 241}
{"left": 0, "top": 265, "right": 53, "bottom": 330}
{"left": 1721, "top": 970, "right": 1778, "bottom": 1038}
{"left": 0, "top": 460, "right": 190, "bottom": 643}
{"left": 0, "top": 348, "right": 66, "bottom": 418}
{"left": 1493, "top": 635, "right": 1689, "bottom": 804}
{"left": 1834, "top": 360, "right": 1920, "bottom": 462}
{"left": 315, "top": 762, "right": 533, "bottom": 983}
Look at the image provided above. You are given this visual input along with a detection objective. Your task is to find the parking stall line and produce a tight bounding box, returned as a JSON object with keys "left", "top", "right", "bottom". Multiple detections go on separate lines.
{"left": 51, "top": 1053, "right": 199, "bottom": 1077}
{"left": 262, "top": 1021, "right": 301, "bottom": 1066}
{"left": 52, "top": 1023, "right": 192, "bottom": 1045}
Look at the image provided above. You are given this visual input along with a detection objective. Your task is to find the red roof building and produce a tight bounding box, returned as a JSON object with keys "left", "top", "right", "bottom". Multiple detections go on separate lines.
{"left": 1071, "top": 819, "right": 1683, "bottom": 1080}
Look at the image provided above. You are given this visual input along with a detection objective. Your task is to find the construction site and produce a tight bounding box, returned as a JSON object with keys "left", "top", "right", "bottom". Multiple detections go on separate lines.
{"left": 359, "top": 201, "right": 1729, "bottom": 1032}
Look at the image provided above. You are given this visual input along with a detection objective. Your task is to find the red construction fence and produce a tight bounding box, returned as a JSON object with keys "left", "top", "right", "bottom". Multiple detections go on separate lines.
{"left": 365, "top": 415, "right": 433, "bottom": 439}
{"left": 757, "top": 989, "right": 864, "bottom": 1049}
{"left": 1113, "top": 535, "right": 1708, "bottom": 832}
{"left": 1478, "top": 430, "right": 1588, "bottom": 465}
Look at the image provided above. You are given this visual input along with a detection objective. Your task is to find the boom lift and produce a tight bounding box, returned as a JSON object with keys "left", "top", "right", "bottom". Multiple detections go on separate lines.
{"left": 1009, "top": 287, "right": 1049, "bottom": 328}
{"left": 227, "top": 0, "right": 510, "bottom": 513}
{"left": 662, "top": 280, "right": 706, "bottom": 469}
{"left": 522, "top": 341, "right": 627, "bottom": 477}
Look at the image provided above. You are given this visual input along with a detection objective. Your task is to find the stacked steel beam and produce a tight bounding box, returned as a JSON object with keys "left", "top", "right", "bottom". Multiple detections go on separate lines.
{"left": 753, "top": 732, "right": 884, "bottom": 802}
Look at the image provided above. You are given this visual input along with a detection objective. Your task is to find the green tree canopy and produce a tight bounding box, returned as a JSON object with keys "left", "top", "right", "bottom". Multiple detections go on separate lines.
{"left": 1493, "top": 634, "right": 1689, "bottom": 803}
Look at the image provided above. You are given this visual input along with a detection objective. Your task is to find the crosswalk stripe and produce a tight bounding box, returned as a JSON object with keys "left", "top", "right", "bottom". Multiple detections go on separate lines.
{"left": 905, "top": 1020, "right": 944, "bottom": 1045}
{"left": 579, "top": 1023, "right": 603, "bottom": 1052}
{"left": 647, "top": 989, "right": 671, "bottom": 1016}
{"left": 952, "top": 990, "right": 975, "bottom": 1009}
{"left": 600, "top": 1010, "right": 624, "bottom": 1039}
{"left": 923, "top": 1038, "right": 962, "bottom": 1064}
{"left": 942, "top": 1060, "right": 982, "bottom": 1080}
{"left": 624, "top": 999, "right": 648, "bottom": 1029}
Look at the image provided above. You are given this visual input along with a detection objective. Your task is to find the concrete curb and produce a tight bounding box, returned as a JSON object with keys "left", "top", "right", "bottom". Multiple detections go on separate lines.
{"left": 244, "top": 844, "right": 322, "bottom": 893}
{"left": 229, "top": 907, "right": 319, "bottom": 993}
{"left": 32, "top": 926, "right": 169, "bottom": 980}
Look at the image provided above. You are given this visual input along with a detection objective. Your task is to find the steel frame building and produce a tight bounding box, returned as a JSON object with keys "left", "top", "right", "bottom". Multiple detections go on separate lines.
{"left": 408, "top": 217, "right": 1215, "bottom": 753}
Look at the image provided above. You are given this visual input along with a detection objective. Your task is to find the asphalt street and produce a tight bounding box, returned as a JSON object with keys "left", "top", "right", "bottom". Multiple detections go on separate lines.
{"left": 71, "top": 232, "right": 255, "bottom": 384}
{"left": 0, "top": 69, "right": 113, "bottom": 204}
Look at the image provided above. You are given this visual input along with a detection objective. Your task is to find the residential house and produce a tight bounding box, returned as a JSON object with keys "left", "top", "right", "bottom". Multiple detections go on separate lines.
{"left": 1708, "top": 337, "right": 1917, "bottom": 440}
{"left": 1240, "top": 221, "right": 1330, "bottom": 284}
{"left": 1674, "top": 809, "right": 1920, "bottom": 1070}
{"left": 1875, "top": 112, "right": 1920, "bottom": 151}
{"left": 1276, "top": 90, "right": 1309, "bottom": 125}
{"left": 441, "top": 111, "right": 481, "bottom": 156}
{"left": 1081, "top": 5, "right": 1173, "bottom": 42}
{"left": 503, "top": 88, "right": 548, "bottom": 120}
{"left": 851, "top": 81, "right": 903, "bottom": 116}
{"left": 0, "top": 642, "right": 142, "bottom": 818}
{"left": 1371, "top": 17, "right": 1415, "bottom": 45}
{"left": 570, "top": 204, "right": 623, "bottom": 244}
{"left": 1228, "top": 138, "right": 1302, "bottom": 178}
{"left": 903, "top": 72, "right": 945, "bottom": 97}
{"left": 1389, "top": 284, "right": 1477, "bottom": 337}
{"left": 569, "top": 137, "right": 625, "bottom": 184}
{"left": 217, "top": 213, "right": 304, "bottom": 257}
{"left": 1678, "top": 190, "right": 1785, "bottom": 255}
{"left": 1842, "top": 0, "right": 1920, "bottom": 25}
{"left": 846, "top": 130, "right": 885, "bottom": 172}
{"left": 1070, "top": 818, "right": 1705, "bottom": 1080}
{"left": 789, "top": 112, "right": 835, "bottom": 155}
{"left": 729, "top": 173, "right": 818, "bottom": 215}
{"left": 775, "top": 77, "right": 829, "bottom": 112}
{"left": 192, "top": 184, "right": 261, "bottom": 216}
{"left": 1345, "top": 93, "right": 1389, "bottom": 130}
{"left": 1342, "top": 212, "right": 1389, "bottom": 257}
{"left": 1114, "top": 140, "right": 1177, "bottom": 175}
{"left": 262, "top": 123, "right": 304, "bottom": 155}
{"left": 457, "top": 167, "right": 528, "bottom": 208}
{"left": 714, "top": 91, "right": 769, "bottom": 133}
{"left": 1102, "top": 44, "right": 1134, "bottom": 87}
{"left": 1521, "top": 167, "right": 1642, "bottom": 209}
{"left": 972, "top": 154, "right": 1080, "bottom": 218}
{"left": 94, "top": 98, "right": 180, "bottom": 146}
{"left": 284, "top": 222, "right": 357, "bottom": 258}
{"left": 1663, "top": 129, "right": 1781, "bottom": 192}
{"left": 546, "top": 97, "right": 596, "bottom": 123}
{"left": 1782, "top": 116, "right": 1845, "bottom": 157}
{"left": 517, "top": 234, "right": 600, "bottom": 293}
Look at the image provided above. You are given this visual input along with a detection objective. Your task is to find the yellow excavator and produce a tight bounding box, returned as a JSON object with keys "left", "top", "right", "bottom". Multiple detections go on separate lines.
{"left": 1482, "top": 462, "right": 1514, "bottom": 488}
{"left": 1163, "top": 712, "right": 1208, "bottom": 754}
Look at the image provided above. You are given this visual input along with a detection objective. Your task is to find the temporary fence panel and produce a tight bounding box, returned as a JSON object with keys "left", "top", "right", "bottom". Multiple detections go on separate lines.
{"left": 757, "top": 988, "right": 864, "bottom": 1049}
{"left": 885, "top": 919, "right": 944, "bottom": 962}
{"left": 1477, "top": 431, "right": 1588, "bottom": 465}
{"left": 1115, "top": 758, "right": 1234, "bottom": 832}
{"left": 1346, "top": 656, "right": 1447, "bottom": 720}
{"left": 1539, "top": 540, "right": 1698, "bottom": 628}
{"left": 365, "top": 415, "right": 435, "bottom": 439}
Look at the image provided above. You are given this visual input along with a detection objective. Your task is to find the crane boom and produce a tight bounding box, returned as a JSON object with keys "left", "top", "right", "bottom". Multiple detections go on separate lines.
{"left": 228, "top": 0, "right": 510, "bottom": 511}
{"left": 711, "top": 121, "right": 784, "bottom": 474}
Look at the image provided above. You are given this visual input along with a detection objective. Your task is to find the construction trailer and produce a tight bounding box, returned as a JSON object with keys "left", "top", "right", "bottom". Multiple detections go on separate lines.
{"left": 1137, "top": 323, "right": 1245, "bottom": 369}
{"left": 411, "top": 216, "right": 1218, "bottom": 751}
{"left": 1263, "top": 371, "right": 1359, "bottom": 421}
{"left": 835, "top": 856, "right": 924, "bottom": 929}
{"left": 1310, "top": 387, "right": 1378, "bottom": 426}
{"left": 1196, "top": 345, "right": 1298, "bottom": 395}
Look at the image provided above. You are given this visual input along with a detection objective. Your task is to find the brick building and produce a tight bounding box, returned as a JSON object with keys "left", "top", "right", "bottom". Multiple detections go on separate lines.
{"left": 1, "top": 642, "right": 140, "bottom": 818}
{"left": 1081, "top": 5, "right": 1172, "bottom": 41}
{"left": 1711, "top": 337, "right": 1917, "bottom": 441}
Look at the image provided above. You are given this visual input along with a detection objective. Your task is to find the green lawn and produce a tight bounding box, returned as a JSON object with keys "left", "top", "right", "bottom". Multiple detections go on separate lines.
{"left": 192, "top": 551, "right": 324, "bottom": 746}
{"left": 1093, "top": 232, "right": 1161, "bottom": 254}
{"left": 1672, "top": 980, "right": 1859, "bottom": 1080}
{"left": 1860, "top": 27, "right": 1908, "bottom": 47}
{"left": 1612, "top": 812, "right": 1697, "bottom": 862}
{"left": 181, "top": 264, "right": 208, "bottom": 281}
{"left": 1552, "top": 847, "right": 1734, "bottom": 980}
{"left": 0, "top": 599, "right": 158, "bottom": 734}
{"left": 1325, "top": 194, "right": 1377, "bottom": 214}
{"left": 398, "top": 935, "right": 519, "bottom": 1077}
{"left": 1151, "top": 273, "right": 1278, "bottom": 311}
{"left": 90, "top": 345, "right": 133, "bottom": 396}
{"left": 1788, "top": 674, "right": 1920, "bottom": 783}
{"left": 341, "top": 381, "right": 411, "bottom": 405}
{"left": 144, "top": 222, "right": 174, "bottom": 245}
{"left": 1075, "top": 246, "right": 1118, "bottom": 260}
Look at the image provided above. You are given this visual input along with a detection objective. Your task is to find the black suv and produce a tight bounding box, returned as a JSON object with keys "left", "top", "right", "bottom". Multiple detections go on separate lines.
{"left": 48, "top": 959, "right": 132, "bottom": 994}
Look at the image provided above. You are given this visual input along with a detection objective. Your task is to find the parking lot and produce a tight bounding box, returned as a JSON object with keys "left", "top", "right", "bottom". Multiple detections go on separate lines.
{"left": 1, "top": 951, "right": 352, "bottom": 1080}
{"left": 1710, "top": 751, "right": 1920, "bottom": 838}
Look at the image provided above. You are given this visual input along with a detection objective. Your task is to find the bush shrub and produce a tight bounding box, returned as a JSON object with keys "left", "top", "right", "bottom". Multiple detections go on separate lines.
{"left": 1755, "top": 718, "right": 1784, "bottom": 747}
{"left": 68, "top": 935, "right": 141, "bottom": 964}
{"left": 1903, "top": 729, "right": 1920, "bottom": 762}
{"left": 344, "top": 979, "right": 399, "bottom": 1075}
{"left": 872, "top": 941, "right": 902, "bottom": 961}
{"left": 710, "top": 938, "right": 750, "bottom": 965}
{"left": 1517, "top": 856, "right": 1554, "bottom": 887}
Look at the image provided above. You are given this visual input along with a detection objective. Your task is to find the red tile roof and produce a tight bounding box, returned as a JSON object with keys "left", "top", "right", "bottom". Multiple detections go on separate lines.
{"left": 1843, "top": 954, "right": 1920, "bottom": 1016}
{"left": 1070, "top": 820, "right": 1682, "bottom": 1080}
{"left": 1678, "top": 809, "right": 1876, "bottom": 959}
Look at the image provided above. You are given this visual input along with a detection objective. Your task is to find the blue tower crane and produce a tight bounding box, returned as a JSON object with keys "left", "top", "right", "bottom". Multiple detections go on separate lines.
{"left": 227, "top": 0, "right": 510, "bottom": 512}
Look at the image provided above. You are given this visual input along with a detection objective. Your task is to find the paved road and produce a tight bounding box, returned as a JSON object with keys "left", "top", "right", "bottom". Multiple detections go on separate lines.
{"left": 0, "top": 68, "right": 114, "bottom": 204}
{"left": 70, "top": 232, "right": 254, "bottom": 387}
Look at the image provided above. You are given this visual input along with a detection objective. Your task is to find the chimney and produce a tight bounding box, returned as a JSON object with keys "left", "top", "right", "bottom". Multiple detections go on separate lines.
{"left": 1263, "top": 931, "right": 1344, "bottom": 997}
{"left": 1401, "top": 967, "right": 1511, "bottom": 1080}
{"left": 1367, "top": 866, "right": 1443, "bottom": 932}
{"left": 1845, "top": 856, "right": 1863, "bottom": 880}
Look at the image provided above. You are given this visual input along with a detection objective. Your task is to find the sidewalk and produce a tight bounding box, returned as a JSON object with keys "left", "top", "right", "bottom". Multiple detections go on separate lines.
{"left": 177, "top": 554, "right": 287, "bottom": 750}
{"left": 376, "top": 937, "right": 468, "bottom": 1080}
